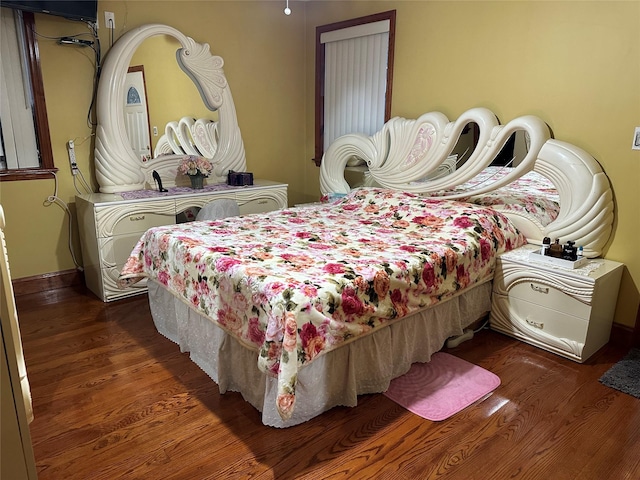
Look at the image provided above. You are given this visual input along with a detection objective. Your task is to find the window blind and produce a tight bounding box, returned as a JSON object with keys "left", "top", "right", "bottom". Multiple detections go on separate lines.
{"left": 0, "top": 8, "right": 39, "bottom": 170}
{"left": 321, "top": 20, "right": 389, "bottom": 151}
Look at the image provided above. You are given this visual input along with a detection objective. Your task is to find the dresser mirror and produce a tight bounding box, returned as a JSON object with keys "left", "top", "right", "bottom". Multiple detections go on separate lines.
{"left": 95, "top": 24, "right": 246, "bottom": 193}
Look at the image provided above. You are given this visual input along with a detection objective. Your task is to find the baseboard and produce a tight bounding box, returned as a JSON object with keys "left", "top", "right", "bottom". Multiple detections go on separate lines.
{"left": 13, "top": 269, "right": 84, "bottom": 297}
{"left": 609, "top": 322, "right": 635, "bottom": 349}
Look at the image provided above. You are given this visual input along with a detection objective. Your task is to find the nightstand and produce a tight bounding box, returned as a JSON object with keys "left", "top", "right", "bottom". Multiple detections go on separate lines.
{"left": 490, "top": 244, "right": 623, "bottom": 362}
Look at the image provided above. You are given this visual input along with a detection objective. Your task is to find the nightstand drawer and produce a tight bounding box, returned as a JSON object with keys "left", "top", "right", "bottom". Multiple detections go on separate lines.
{"left": 507, "top": 280, "right": 591, "bottom": 319}
{"left": 507, "top": 295, "right": 589, "bottom": 344}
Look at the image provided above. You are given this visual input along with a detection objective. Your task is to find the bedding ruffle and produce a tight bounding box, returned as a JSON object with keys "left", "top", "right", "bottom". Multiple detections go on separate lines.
{"left": 147, "top": 279, "right": 492, "bottom": 427}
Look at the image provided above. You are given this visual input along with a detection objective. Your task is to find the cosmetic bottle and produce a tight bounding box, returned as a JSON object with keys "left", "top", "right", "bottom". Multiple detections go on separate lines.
{"left": 541, "top": 237, "right": 551, "bottom": 256}
{"left": 562, "top": 240, "right": 577, "bottom": 261}
{"left": 549, "top": 239, "right": 563, "bottom": 258}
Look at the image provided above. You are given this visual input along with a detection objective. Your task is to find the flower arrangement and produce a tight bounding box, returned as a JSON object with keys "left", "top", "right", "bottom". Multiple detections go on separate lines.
{"left": 178, "top": 155, "right": 213, "bottom": 177}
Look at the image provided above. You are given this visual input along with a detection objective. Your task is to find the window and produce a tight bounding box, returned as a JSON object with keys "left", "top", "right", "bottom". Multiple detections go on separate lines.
{"left": 0, "top": 8, "right": 55, "bottom": 181}
{"left": 313, "top": 10, "right": 395, "bottom": 166}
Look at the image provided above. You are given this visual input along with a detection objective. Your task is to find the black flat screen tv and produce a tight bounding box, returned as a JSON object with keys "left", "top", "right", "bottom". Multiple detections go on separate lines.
{"left": 1, "top": 1, "right": 98, "bottom": 23}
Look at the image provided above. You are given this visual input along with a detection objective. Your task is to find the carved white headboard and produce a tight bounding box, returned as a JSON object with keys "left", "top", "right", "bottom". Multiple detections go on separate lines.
{"left": 94, "top": 24, "right": 246, "bottom": 193}
{"left": 320, "top": 108, "right": 614, "bottom": 258}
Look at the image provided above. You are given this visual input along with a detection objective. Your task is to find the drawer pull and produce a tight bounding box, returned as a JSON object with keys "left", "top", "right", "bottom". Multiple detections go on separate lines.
{"left": 526, "top": 318, "right": 544, "bottom": 329}
{"left": 129, "top": 215, "right": 146, "bottom": 221}
{"left": 530, "top": 283, "right": 549, "bottom": 294}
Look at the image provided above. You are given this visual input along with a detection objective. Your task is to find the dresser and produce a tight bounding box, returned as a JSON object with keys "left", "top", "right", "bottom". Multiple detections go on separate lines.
{"left": 76, "top": 180, "right": 288, "bottom": 302}
{"left": 490, "top": 244, "right": 623, "bottom": 362}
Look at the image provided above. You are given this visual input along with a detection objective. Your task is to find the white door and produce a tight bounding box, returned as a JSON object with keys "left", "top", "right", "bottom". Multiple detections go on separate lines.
{"left": 125, "top": 66, "right": 152, "bottom": 162}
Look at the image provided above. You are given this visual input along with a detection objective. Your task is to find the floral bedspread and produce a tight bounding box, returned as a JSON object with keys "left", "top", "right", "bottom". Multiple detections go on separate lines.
{"left": 455, "top": 167, "right": 560, "bottom": 226}
{"left": 118, "top": 187, "right": 526, "bottom": 420}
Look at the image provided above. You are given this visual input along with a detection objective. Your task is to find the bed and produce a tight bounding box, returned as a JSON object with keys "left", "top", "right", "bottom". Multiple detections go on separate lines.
{"left": 118, "top": 107, "right": 615, "bottom": 427}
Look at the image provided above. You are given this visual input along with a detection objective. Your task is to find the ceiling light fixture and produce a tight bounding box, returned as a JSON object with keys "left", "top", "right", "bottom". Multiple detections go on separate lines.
{"left": 284, "top": 0, "right": 291, "bottom": 15}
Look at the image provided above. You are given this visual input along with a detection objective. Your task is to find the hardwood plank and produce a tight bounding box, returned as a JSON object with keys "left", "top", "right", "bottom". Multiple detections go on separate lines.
{"left": 15, "top": 286, "right": 640, "bottom": 479}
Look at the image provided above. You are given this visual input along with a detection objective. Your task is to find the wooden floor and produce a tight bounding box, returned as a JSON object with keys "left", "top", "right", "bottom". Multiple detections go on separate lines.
{"left": 17, "top": 285, "right": 640, "bottom": 480}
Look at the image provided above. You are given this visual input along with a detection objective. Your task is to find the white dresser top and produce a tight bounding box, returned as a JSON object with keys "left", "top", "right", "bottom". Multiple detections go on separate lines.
{"left": 77, "top": 179, "right": 287, "bottom": 207}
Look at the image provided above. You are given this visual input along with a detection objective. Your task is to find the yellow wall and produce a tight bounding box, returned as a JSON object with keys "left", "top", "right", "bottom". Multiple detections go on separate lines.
{"left": 0, "top": 1, "right": 638, "bottom": 328}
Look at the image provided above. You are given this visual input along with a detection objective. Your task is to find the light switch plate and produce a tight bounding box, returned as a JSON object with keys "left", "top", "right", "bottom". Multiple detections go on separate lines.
{"left": 633, "top": 127, "right": 640, "bottom": 151}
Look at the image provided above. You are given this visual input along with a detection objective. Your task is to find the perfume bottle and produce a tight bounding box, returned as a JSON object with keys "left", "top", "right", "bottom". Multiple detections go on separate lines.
{"left": 562, "top": 240, "right": 577, "bottom": 261}
{"left": 541, "top": 237, "right": 551, "bottom": 256}
{"left": 549, "top": 239, "right": 563, "bottom": 258}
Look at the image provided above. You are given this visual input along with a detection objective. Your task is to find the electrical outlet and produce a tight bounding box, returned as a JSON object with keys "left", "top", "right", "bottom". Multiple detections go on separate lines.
{"left": 633, "top": 127, "right": 640, "bottom": 151}
{"left": 104, "top": 11, "right": 115, "bottom": 29}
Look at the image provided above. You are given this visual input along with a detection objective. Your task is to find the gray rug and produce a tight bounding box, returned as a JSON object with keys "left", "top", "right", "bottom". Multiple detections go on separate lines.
{"left": 599, "top": 348, "right": 640, "bottom": 398}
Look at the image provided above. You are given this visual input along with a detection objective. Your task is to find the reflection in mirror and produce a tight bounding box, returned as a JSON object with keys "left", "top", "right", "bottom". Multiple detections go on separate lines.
{"left": 490, "top": 130, "right": 530, "bottom": 167}
{"left": 452, "top": 129, "right": 532, "bottom": 193}
{"left": 450, "top": 122, "right": 478, "bottom": 170}
{"left": 129, "top": 34, "right": 220, "bottom": 161}
{"left": 125, "top": 65, "right": 152, "bottom": 163}
{"left": 422, "top": 123, "right": 533, "bottom": 193}
{"left": 438, "top": 124, "right": 536, "bottom": 202}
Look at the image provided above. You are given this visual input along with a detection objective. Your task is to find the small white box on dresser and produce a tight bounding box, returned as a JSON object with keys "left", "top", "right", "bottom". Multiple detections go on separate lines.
{"left": 490, "top": 244, "right": 623, "bottom": 362}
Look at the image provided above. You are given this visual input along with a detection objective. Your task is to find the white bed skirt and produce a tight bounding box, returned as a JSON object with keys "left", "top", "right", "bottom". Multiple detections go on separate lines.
{"left": 147, "top": 279, "right": 492, "bottom": 428}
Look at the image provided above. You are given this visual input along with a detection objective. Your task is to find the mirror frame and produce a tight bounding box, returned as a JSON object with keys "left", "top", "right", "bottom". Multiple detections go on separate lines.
{"left": 94, "top": 24, "right": 246, "bottom": 193}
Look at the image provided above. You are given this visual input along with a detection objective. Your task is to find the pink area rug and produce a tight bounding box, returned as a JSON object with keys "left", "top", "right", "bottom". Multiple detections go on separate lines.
{"left": 383, "top": 352, "right": 500, "bottom": 421}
